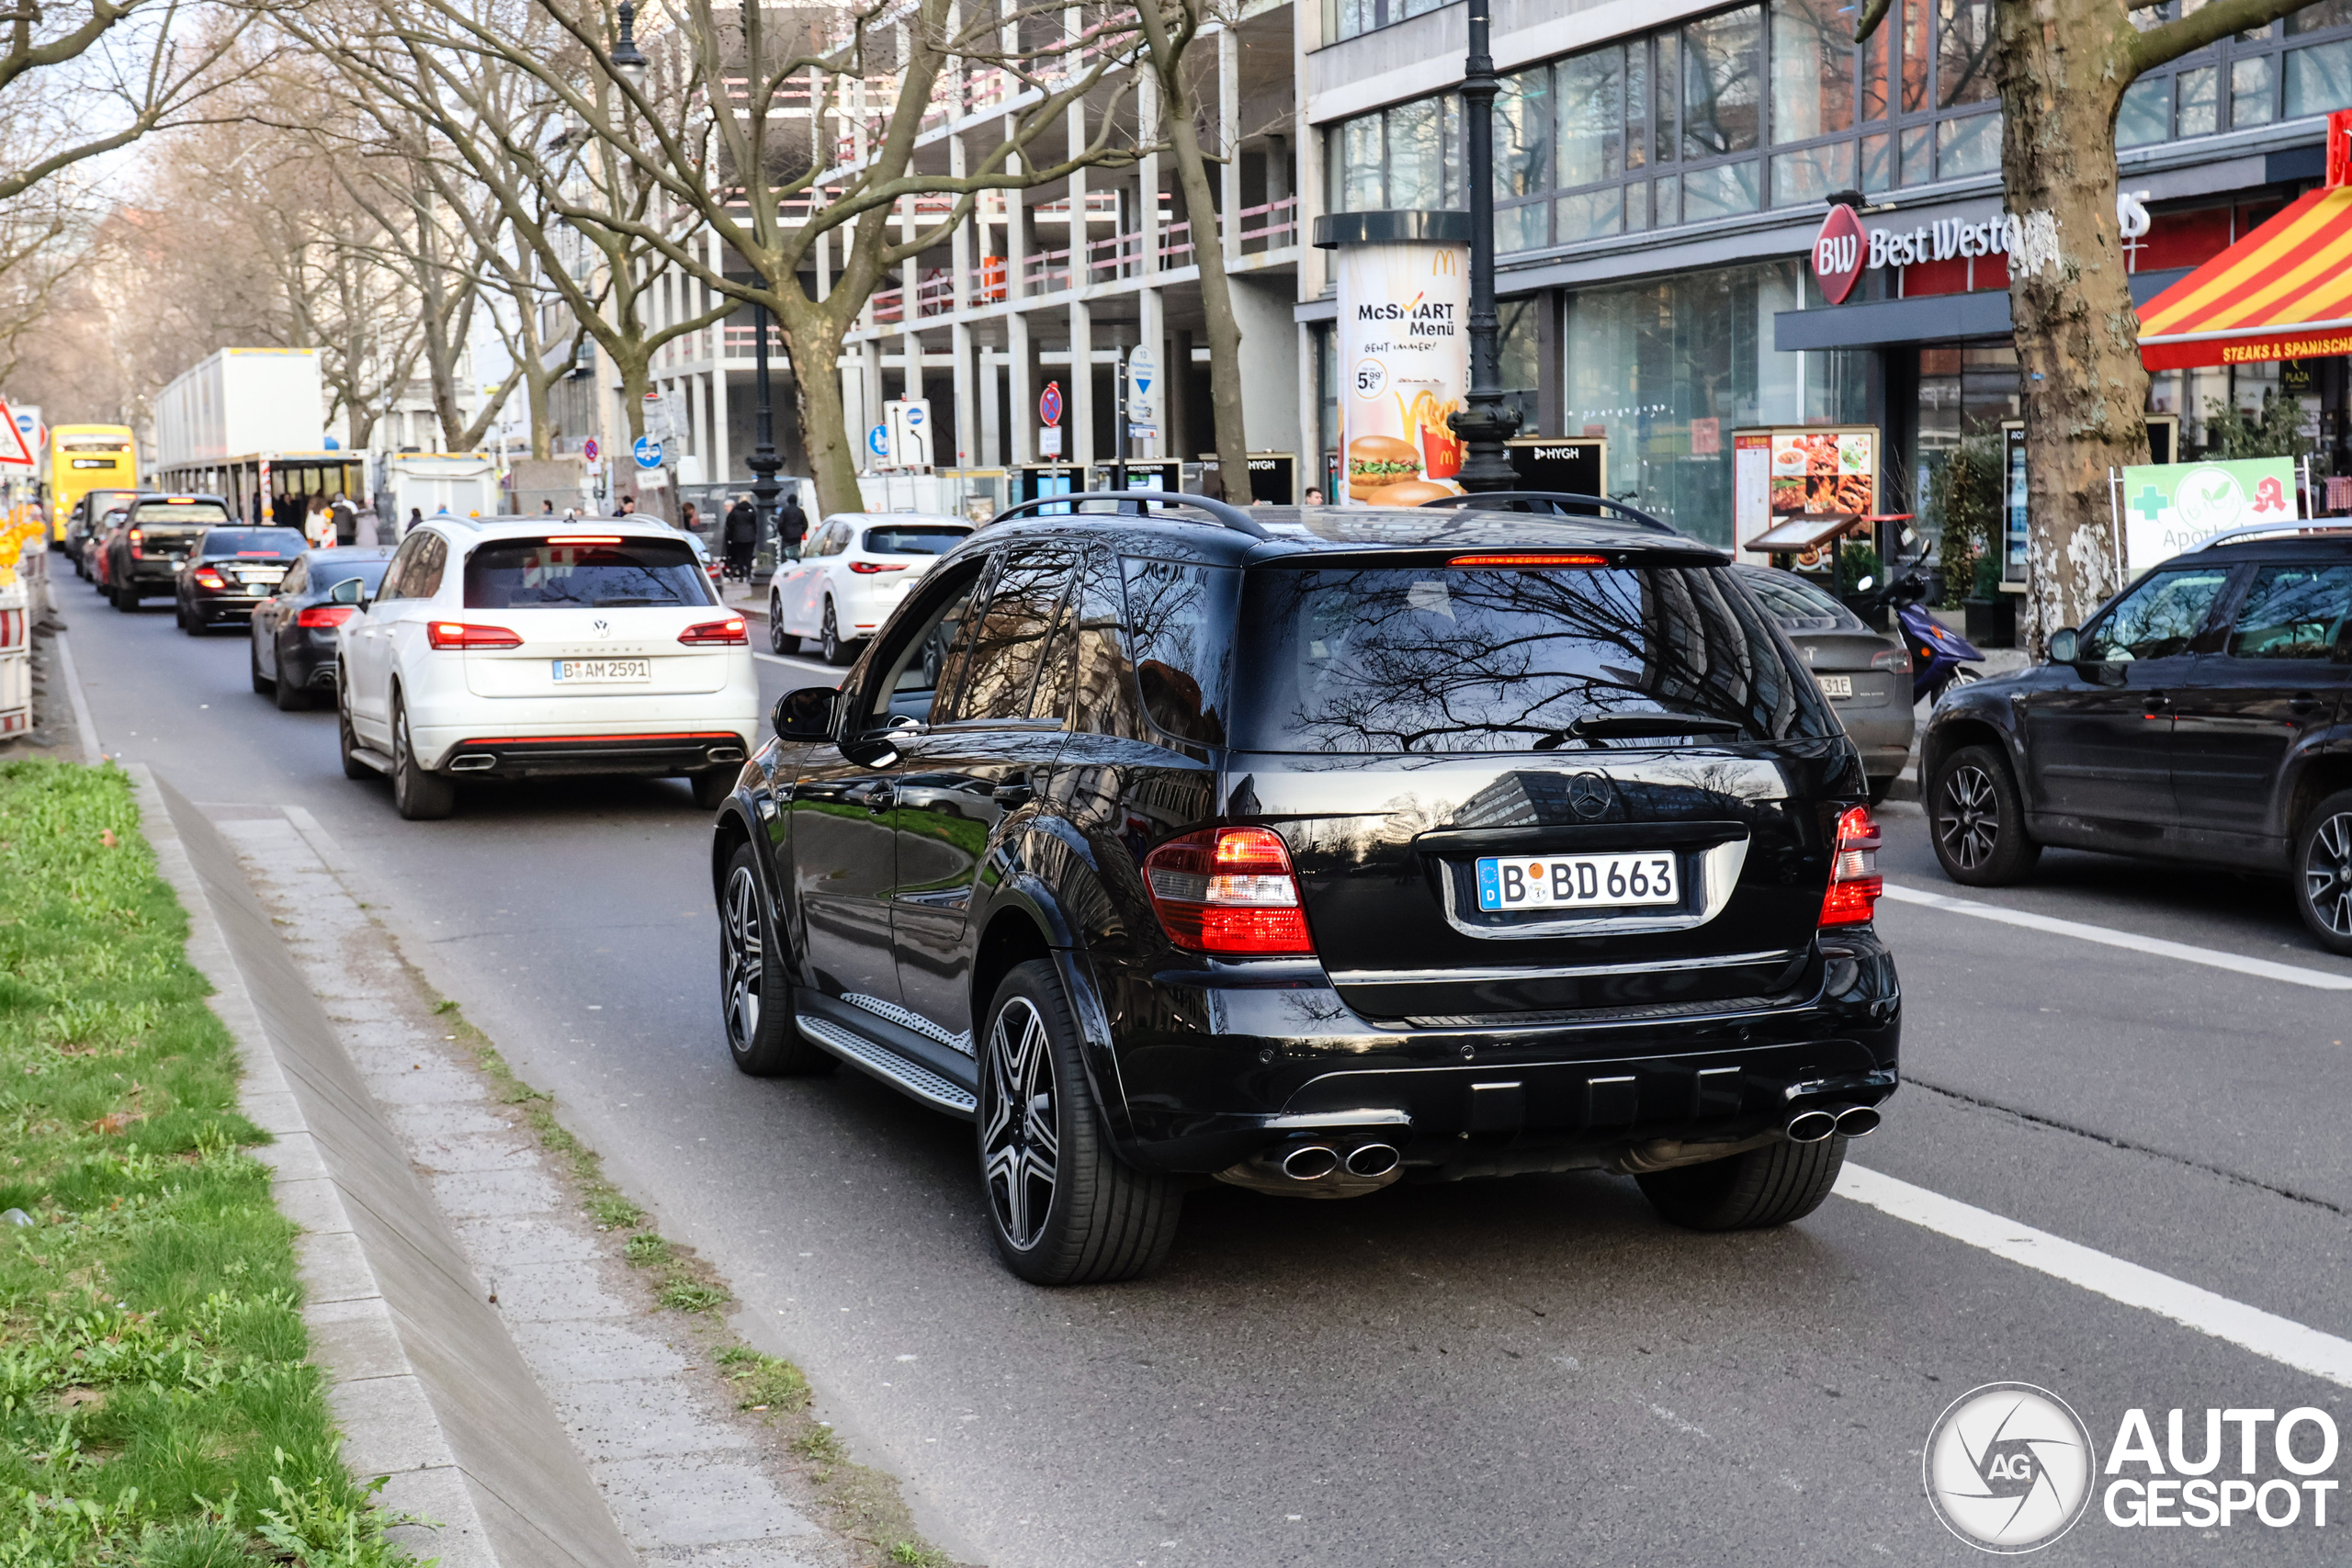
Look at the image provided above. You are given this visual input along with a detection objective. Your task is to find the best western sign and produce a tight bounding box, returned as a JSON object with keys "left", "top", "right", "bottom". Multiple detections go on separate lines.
{"left": 1808, "top": 192, "right": 2149, "bottom": 304}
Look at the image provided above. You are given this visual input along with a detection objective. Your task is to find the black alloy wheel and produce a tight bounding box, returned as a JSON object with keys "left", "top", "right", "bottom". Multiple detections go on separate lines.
{"left": 718, "top": 844, "right": 831, "bottom": 1076}
{"left": 768, "top": 593, "right": 798, "bottom": 654}
{"left": 336, "top": 671, "right": 371, "bottom": 781}
{"left": 820, "top": 599, "right": 853, "bottom": 667}
{"left": 273, "top": 648, "right": 310, "bottom": 712}
{"left": 390, "top": 694, "right": 456, "bottom": 819}
{"left": 2295, "top": 789, "right": 2352, "bottom": 956}
{"left": 978, "top": 960, "right": 1182, "bottom": 1285}
{"left": 1928, "top": 743, "right": 2040, "bottom": 886}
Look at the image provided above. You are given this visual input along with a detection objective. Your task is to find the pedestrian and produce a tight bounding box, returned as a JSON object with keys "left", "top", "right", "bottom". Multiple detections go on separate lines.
{"left": 406, "top": 507, "right": 423, "bottom": 537}
{"left": 777, "top": 489, "right": 808, "bottom": 558}
{"left": 1304, "top": 487, "right": 1325, "bottom": 505}
{"left": 680, "top": 500, "right": 700, "bottom": 536}
{"left": 354, "top": 505, "right": 382, "bottom": 547}
{"left": 304, "top": 495, "right": 334, "bottom": 548}
{"left": 616, "top": 494, "right": 637, "bottom": 516}
{"left": 723, "top": 493, "right": 758, "bottom": 581}
{"left": 331, "top": 496, "right": 357, "bottom": 546}
{"left": 540, "top": 498, "right": 556, "bottom": 515}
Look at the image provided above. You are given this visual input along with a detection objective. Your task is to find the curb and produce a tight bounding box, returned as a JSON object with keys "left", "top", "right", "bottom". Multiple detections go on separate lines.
{"left": 130, "top": 764, "right": 640, "bottom": 1568}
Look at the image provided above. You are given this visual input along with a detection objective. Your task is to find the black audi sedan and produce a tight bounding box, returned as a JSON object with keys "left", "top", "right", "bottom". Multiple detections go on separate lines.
{"left": 708, "top": 491, "right": 1900, "bottom": 1284}
{"left": 1921, "top": 521, "right": 2352, "bottom": 953}
{"left": 176, "top": 526, "right": 308, "bottom": 633}
{"left": 248, "top": 547, "right": 396, "bottom": 710}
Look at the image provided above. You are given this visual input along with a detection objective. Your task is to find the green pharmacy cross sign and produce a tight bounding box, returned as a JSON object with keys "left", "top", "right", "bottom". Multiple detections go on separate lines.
{"left": 2117, "top": 457, "right": 2297, "bottom": 570}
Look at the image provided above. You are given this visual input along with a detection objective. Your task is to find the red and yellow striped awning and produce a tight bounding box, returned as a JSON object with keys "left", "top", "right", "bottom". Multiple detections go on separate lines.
{"left": 2138, "top": 182, "right": 2352, "bottom": 371}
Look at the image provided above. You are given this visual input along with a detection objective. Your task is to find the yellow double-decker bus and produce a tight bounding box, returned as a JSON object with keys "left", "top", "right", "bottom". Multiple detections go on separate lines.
{"left": 47, "top": 424, "right": 140, "bottom": 542}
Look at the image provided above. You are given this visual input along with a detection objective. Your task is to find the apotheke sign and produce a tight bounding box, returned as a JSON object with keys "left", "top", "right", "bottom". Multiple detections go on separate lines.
{"left": 1808, "top": 192, "right": 2151, "bottom": 303}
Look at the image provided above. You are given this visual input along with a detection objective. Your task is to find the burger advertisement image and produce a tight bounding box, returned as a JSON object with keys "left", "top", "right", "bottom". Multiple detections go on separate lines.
{"left": 1336, "top": 238, "right": 1470, "bottom": 506}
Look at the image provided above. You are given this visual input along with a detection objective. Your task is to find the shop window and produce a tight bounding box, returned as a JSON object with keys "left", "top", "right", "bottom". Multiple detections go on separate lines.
{"left": 1861, "top": 6, "right": 1894, "bottom": 120}
{"left": 1626, "top": 42, "right": 1652, "bottom": 169}
{"left": 1498, "top": 201, "right": 1551, "bottom": 252}
{"left": 1861, "top": 132, "right": 1894, "bottom": 191}
{"left": 1770, "top": 0, "right": 1856, "bottom": 143}
{"left": 1901, "top": 0, "right": 1932, "bottom": 113}
{"left": 1655, "top": 173, "right": 1681, "bottom": 224}
{"left": 1900, "top": 124, "right": 1933, "bottom": 186}
{"left": 1683, "top": 7, "right": 1764, "bottom": 158}
{"left": 1496, "top": 69, "right": 1555, "bottom": 203}
{"left": 1388, "top": 98, "right": 1450, "bottom": 209}
{"left": 1339, "top": 116, "right": 1383, "bottom": 210}
{"left": 2177, "top": 66, "right": 2219, "bottom": 135}
{"left": 2290, "top": 0, "right": 2352, "bottom": 33}
{"left": 2286, "top": 39, "right": 2352, "bottom": 116}
{"left": 1558, "top": 46, "right": 1626, "bottom": 187}
{"left": 1654, "top": 33, "right": 1682, "bottom": 164}
{"left": 2231, "top": 55, "right": 2277, "bottom": 125}
{"left": 1558, "top": 187, "right": 1626, "bottom": 242}
{"left": 2119, "top": 77, "right": 2169, "bottom": 147}
{"left": 1936, "top": 112, "right": 2000, "bottom": 179}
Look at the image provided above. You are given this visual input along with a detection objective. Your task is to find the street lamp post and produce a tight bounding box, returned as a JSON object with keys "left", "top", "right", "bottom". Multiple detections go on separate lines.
{"left": 748, "top": 300, "right": 784, "bottom": 558}
{"left": 612, "top": 0, "right": 649, "bottom": 93}
{"left": 1448, "top": 0, "right": 1521, "bottom": 492}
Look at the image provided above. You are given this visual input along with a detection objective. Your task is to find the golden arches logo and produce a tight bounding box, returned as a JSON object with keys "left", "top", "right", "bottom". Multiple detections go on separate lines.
{"left": 1430, "top": 250, "right": 1462, "bottom": 277}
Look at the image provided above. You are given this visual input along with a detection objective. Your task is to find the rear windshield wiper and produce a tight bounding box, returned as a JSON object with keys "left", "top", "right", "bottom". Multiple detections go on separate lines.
{"left": 1532, "top": 716, "right": 1746, "bottom": 750}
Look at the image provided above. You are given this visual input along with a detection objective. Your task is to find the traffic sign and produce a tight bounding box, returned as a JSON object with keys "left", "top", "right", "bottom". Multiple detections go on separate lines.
{"left": 1125, "top": 346, "right": 1156, "bottom": 423}
{"left": 884, "top": 400, "right": 933, "bottom": 469}
{"left": 868, "top": 423, "right": 889, "bottom": 458}
{"left": 0, "top": 401, "right": 34, "bottom": 468}
{"left": 582, "top": 437, "right": 601, "bottom": 464}
{"left": 633, "top": 435, "right": 663, "bottom": 469}
{"left": 1039, "top": 381, "right": 1063, "bottom": 426}
{"left": 11, "top": 406, "right": 41, "bottom": 455}
{"left": 1040, "top": 425, "right": 1063, "bottom": 458}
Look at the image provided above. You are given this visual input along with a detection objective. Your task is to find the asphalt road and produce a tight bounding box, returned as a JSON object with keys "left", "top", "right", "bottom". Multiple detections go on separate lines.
{"left": 57, "top": 571, "right": 2352, "bottom": 1567}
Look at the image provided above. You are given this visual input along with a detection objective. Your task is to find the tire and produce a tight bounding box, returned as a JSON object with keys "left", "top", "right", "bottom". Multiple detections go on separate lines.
{"left": 2292, "top": 788, "right": 2352, "bottom": 957}
{"left": 978, "top": 960, "right": 1182, "bottom": 1285}
{"left": 1928, "top": 742, "right": 2040, "bottom": 886}
{"left": 1636, "top": 1135, "right": 1847, "bottom": 1231}
{"left": 112, "top": 584, "right": 134, "bottom": 612}
{"left": 249, "top": 638, "right": 273, "bottom": 695}
{"left": 718, "top": 843, "right": 831, "bottom": 1076}
{"left": 337, "top": 674, "right": 371, "bottom": 780}
{"left": 390, "top": 694, "right": 456, "bottom": 819}
{"left": 689, "top": 768, "right": 736, "bottom": 810}
{"left": 820, "top": 599, "right": 854, "bottom": 667}
{"left": 273, "top": 654, "right": 310, "bottom": 711}
{"left": 768, "top": 595, "right": 798, "bottom": 655}
{"left": 1865, "top": 775, "right": 1895, "bottom": 807}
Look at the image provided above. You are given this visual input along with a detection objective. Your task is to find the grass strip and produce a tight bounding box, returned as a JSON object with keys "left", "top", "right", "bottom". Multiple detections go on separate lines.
{"left": 0, "top": 759, "right": 418, "bottom": 1568}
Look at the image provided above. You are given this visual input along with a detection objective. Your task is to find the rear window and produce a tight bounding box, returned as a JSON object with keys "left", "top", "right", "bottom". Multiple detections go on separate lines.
{"left": 864, "top": 525, "right": 968, "bottom": 555}
{"left": 200, "top": 529, "right": 305, "bottom": 558}
{"left": 1737, "top": 565, "right": 1868, "bottom": 633}
{"left": 1233, "top": 564, "right": 1835, "bottom": 753}
{"left": 462, "top": 537, "right": 716, "bottom": 609}
{"left": 131, "top": 502, "right": 231, "bottom": 525}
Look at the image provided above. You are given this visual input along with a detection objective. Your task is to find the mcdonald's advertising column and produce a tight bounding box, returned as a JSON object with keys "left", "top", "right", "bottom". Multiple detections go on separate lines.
{"left": 1316, "top": 211, "right": 1472, "bottom": 507}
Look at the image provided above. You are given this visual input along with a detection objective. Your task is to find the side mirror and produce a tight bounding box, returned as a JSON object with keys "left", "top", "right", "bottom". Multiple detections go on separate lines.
{"left": 327, "top": 576, "right": 366, "bottom": 607}
{"left": 774, "top": 685, "right": 838, "bottom": 739}
{"left": 2047, "top": 627, "right": 2080, "bottom": 663}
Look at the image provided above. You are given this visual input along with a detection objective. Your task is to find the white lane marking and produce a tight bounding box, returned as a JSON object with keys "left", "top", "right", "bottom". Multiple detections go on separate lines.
{"left": 52, "top": 632, "right": 105, "bottom": 763}
{"left": 1881, "top": 881, "right": 2352, "bottom": 991}
{"left": 1839, "top": 1164, "right": 2352, "bottom": 1389}
{"left": 752, "top": 651, "right": 834, "bottom": 673}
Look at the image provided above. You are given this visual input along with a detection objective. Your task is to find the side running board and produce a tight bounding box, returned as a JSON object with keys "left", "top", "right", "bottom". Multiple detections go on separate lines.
{"left": 796, "top": 1013, "right": 978, "bottom": 1117}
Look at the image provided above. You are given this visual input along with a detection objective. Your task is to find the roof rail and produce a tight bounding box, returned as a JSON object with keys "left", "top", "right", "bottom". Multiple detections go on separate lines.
{"left": 985, "top": 489, "right": 1271, "bottom": 540}
{"left": 1415, "top": 491, "right": 1678, "bottom": 534}
{"left": 2192, "top": 520, "right": 2352, "bottom": 550}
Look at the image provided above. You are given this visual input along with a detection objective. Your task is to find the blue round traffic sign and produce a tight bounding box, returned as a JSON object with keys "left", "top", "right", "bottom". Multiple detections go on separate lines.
{"left": 633, "top": 435, "right": 662, "bottom": 468}
{"left": 868, "top": 423, "right": 889, "bottom": 457}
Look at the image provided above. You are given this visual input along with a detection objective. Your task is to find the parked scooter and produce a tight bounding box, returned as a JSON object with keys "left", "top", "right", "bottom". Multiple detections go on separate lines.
{"left": 1851, "top": 560, "right": 1985, "bottom": 705}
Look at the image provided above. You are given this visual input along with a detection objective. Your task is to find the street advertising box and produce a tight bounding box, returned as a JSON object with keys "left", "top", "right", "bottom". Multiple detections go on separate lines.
{"left": 1333, "top": 235, "right": 1469, "bottom": 505}
{"left": 1091, "top": 460, "right": 1184, "bottom": 494}
{"left": 2116, "top": 456, "right": 2298, "bottom": 572}
{"left": 1012, "top": 463, "right": 1080, "bottom": 513}
{"left": 1506, "top": 437, "right": 1606, "bottom": 506}
{"left": 1732, "top": 424, "right": 1880, "bottom": 564}
{"left": 1197, "top": 452, "right": 1298, "bottom": 505}
{"left": 2002, "top": 416, "right": 2176, "bottom": 591}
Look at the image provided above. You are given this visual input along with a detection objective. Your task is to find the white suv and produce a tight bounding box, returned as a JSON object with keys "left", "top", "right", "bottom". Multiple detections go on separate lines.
{"left": 334, "top": 517, "right": 760, "bottom": 819}
{"left": 768, "top": 513, "right": 971, "bottom": 664}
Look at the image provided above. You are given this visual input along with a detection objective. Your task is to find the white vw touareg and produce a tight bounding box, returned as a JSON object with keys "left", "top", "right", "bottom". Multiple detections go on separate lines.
{"left": 335, "top": 517, "right": 759, "bottom": 819}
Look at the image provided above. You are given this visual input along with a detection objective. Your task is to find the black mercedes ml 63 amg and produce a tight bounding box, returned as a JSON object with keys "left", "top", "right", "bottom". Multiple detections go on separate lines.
{"left": 710, "top": 493, "right": 1900, "bottom": 1283}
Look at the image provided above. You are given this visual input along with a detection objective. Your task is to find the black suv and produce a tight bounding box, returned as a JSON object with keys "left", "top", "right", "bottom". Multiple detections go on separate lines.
{"left": 104, "top": 494, "right": 234, "bottom": 611}
{"left": 710, "top": 493, "right": 1901, "bottom": 1283}
{"left": 1922, "top": 525, "right": 2352, "bottom": 952}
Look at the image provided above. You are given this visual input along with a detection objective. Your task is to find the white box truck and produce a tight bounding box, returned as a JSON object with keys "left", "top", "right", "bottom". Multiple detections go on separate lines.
{"left": 383, "top": 453, "right": 499, "bottom": 529}
{"left": 153, "top": 349, "right": 361, "bottom": 526}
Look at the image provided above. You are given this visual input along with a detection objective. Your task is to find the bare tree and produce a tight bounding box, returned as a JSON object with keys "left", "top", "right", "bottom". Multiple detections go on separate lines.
{"left": 1856, "top": 0, "right": 2336, "bottom": 643}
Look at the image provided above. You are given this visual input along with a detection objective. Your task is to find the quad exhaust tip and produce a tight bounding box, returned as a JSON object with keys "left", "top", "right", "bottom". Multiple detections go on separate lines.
{"left": 1834, "top": 1105, "right": 1882, "bottom": 1138}
{"left": 1344, "top": 1143, "right": 1400, "bottom": 1178}
{"left": 1786, "top": 1104, "right": 1882, "bottom": 1144}
{"left": 448, "top": 754, "right": 495, "bottom": 772}
{"left": 1282, "top": 1145, "right": 1340, "bottom": 1180}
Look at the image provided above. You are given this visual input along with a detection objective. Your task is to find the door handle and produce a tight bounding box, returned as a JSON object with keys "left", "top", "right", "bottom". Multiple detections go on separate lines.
{"left": 849, "top": 782, "right": 895, "bottom": 812}
{"left": 2290, "top": 692, "right": 2324, "bottom": 715}
{"left": 991, "top": 777, "right": 1034, "bottom": 808}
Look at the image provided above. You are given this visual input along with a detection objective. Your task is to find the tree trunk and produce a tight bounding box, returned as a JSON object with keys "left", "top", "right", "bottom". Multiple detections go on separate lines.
{"left": 1145, "top": 20, "right": 1250, "bottom": 495}
{"left": 1997, "top": 0, "right": 2147, "bottom": 648}
{"left": 786, "top": 305, "right": 862, "bottom": 518}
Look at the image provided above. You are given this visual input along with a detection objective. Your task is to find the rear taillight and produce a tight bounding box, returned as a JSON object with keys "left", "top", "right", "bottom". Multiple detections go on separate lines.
{"left": 1871, "top": 647, "right": 1913, "bottom": 673}
{"left": 128, "top": 528, "right": 143, "bottom": 558}
{"left": 678, "top": 616, "right": 747, "bottom": 645}
{"left": 190, "top": 567, "right": 225, "bottom": 589}
{"left": 848, "top": 560, "right": 909, "bottom": 574}
{"left": 297, "top": 604, "right": 356, "bottom": 628}
{"left": 1819, "top": 805, "right": 1883, "bottom": 927}
{"left": 1142, "top": 827, "right": 1314, "bottom": 955}
{"left": 426, "top": 621, "right": 523, "bottom": 649}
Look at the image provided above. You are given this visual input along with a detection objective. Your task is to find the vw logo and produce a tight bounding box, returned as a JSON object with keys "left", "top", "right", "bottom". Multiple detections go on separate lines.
{"left": 1923, "top": 1382, "right": 2097, "bottom": 1552}
{"left": 1567, "top": 773, "right": 1612, "bottom": 819}
{"left": 592, "top": 618, "right": 610, "bottom": 637}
